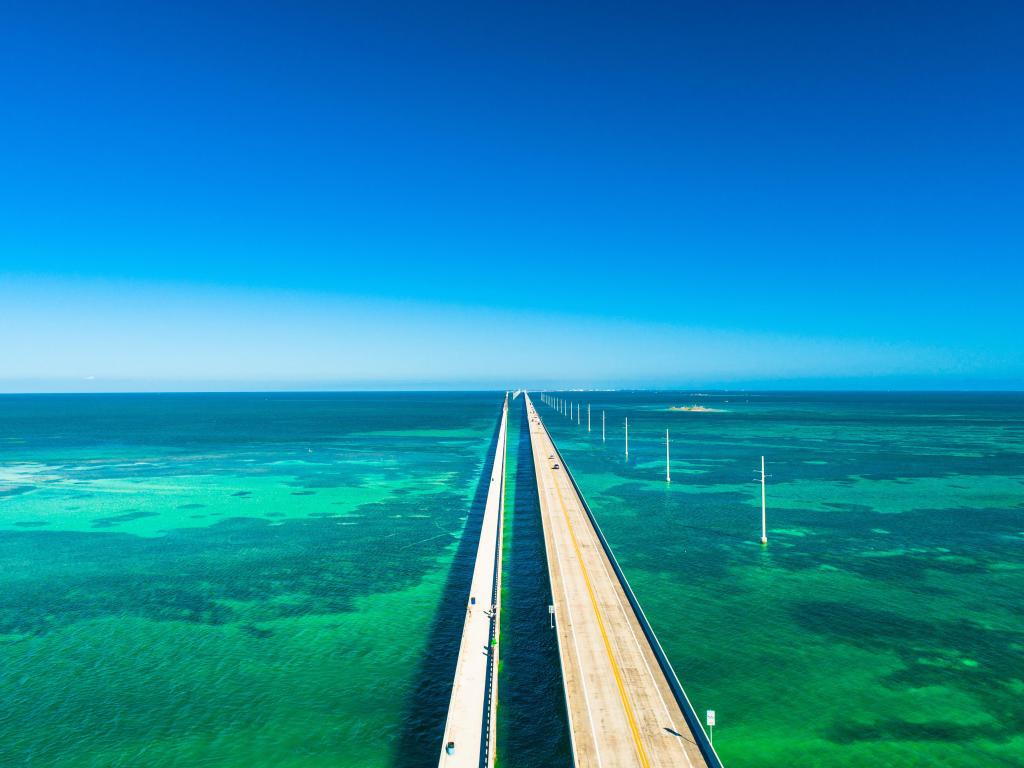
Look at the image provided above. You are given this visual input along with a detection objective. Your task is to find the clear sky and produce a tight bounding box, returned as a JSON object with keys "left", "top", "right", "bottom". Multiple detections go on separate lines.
{"left": 2, "top": 1, "right": 1021, "bottom": 391}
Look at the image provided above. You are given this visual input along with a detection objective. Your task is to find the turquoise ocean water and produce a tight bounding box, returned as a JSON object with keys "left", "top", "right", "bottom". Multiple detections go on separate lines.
{"left": 537, "top": 391, "right": 1023, "bottom": 767}
{"left": 0, "top": 393, "right": 502, "bottom": 767}
{"left": 1, "top": 391, "right": 1021, "bottom": 766}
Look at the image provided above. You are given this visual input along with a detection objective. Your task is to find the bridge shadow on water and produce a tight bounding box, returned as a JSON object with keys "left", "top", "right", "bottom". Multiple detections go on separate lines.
{"left": 392, "top": 401, "right": 504, "bottom": 767}
{"left": 496, "top": 396, "right": 572, "bottom": 766}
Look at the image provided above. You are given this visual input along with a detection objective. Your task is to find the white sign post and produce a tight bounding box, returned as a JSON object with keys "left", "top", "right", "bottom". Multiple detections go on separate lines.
{"left": 706, "top": 710, "right": 715, "bottom": 745}
{"left": 548, "top": 604, "right": 555, "bottom": 629}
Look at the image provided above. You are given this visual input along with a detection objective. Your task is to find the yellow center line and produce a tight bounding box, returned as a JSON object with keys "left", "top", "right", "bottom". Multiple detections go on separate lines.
{"left": 544, "top": 426, "right": 651, "bottom": 768}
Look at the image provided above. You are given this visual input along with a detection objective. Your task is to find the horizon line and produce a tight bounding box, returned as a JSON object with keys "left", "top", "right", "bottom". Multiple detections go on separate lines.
{"left": 2, "top": 387, "right": 1022, "bottom": 396}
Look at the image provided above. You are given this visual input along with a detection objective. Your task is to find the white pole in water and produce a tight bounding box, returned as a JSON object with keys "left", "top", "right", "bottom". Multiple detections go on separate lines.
{"left": 577, "top": 403, "right": 580, "bottom": 425}
{"left": 666, "top": 429, "right": 671, "bottom": 483}
{"left": 760, "top": 455, "right": 768, "bottom": 545}
{"left": 625, "top": 417, "right": 629, "bottom": 458}
{"left": 587, "top": 404, "right": 591, "bottom": 432}
{"left": 602, "top": 410, "right": 606, "bottom": 442}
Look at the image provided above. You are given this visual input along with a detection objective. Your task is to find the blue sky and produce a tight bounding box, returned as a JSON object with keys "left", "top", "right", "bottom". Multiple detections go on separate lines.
{"left": 1, "top": 1, "right": 1021, "bottom": 390}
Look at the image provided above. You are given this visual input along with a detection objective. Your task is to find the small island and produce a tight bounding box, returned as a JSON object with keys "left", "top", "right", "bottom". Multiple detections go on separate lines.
{"left": 669, "top": 405, "right": 726, "bottom": 412}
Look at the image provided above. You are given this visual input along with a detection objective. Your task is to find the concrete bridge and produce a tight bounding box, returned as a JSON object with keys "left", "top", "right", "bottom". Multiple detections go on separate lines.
{"left": 439, "top": 392, "right": 721, "bottom": 767}
{"left": 438, "top": 394, "right": 508, "bottom": 767}
{"left": 525, "top": 393, "right": 720, "bottom": 768}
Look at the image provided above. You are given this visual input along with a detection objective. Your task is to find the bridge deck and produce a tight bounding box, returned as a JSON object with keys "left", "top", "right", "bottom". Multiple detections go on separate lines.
{"left": 525, "top": 394, "right": 712, "bottom": 768}
{"left": 438, "top": 395, "right": 508, "bottom": 768}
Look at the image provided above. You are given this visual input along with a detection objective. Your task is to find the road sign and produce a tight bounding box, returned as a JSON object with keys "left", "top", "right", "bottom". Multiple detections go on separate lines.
{"left": 548, "top": 604, "right": 555, "bottom": 628}
{"left": 706, "top": 710, "right": 715, "bottom": 726}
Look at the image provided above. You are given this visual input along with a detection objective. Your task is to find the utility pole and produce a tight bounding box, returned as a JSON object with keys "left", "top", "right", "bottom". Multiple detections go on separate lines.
{"left": 666, "top": 429, "right": 671, "bottom": 483}
{"left": 760, "top": 455, "right": 768, "bottom": 545}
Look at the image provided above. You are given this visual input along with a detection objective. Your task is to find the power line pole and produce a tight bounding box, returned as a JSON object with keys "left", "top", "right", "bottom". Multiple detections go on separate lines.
{"left": 760, "top": 455, "right": 768, "bottom": 545}
{"left": 666, "top": 429, "right": 671, "bottom": 483}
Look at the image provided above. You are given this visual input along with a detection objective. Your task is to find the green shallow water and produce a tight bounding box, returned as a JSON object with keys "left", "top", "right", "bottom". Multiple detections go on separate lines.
{"left": 539, "top": 391, "right": 1024, "bottom": 767}
{"left": 2, "top": 391, "right": 1022, "bottom": 767}
{"left": 0, "top": 393, "right": 503, "bottom": 767}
